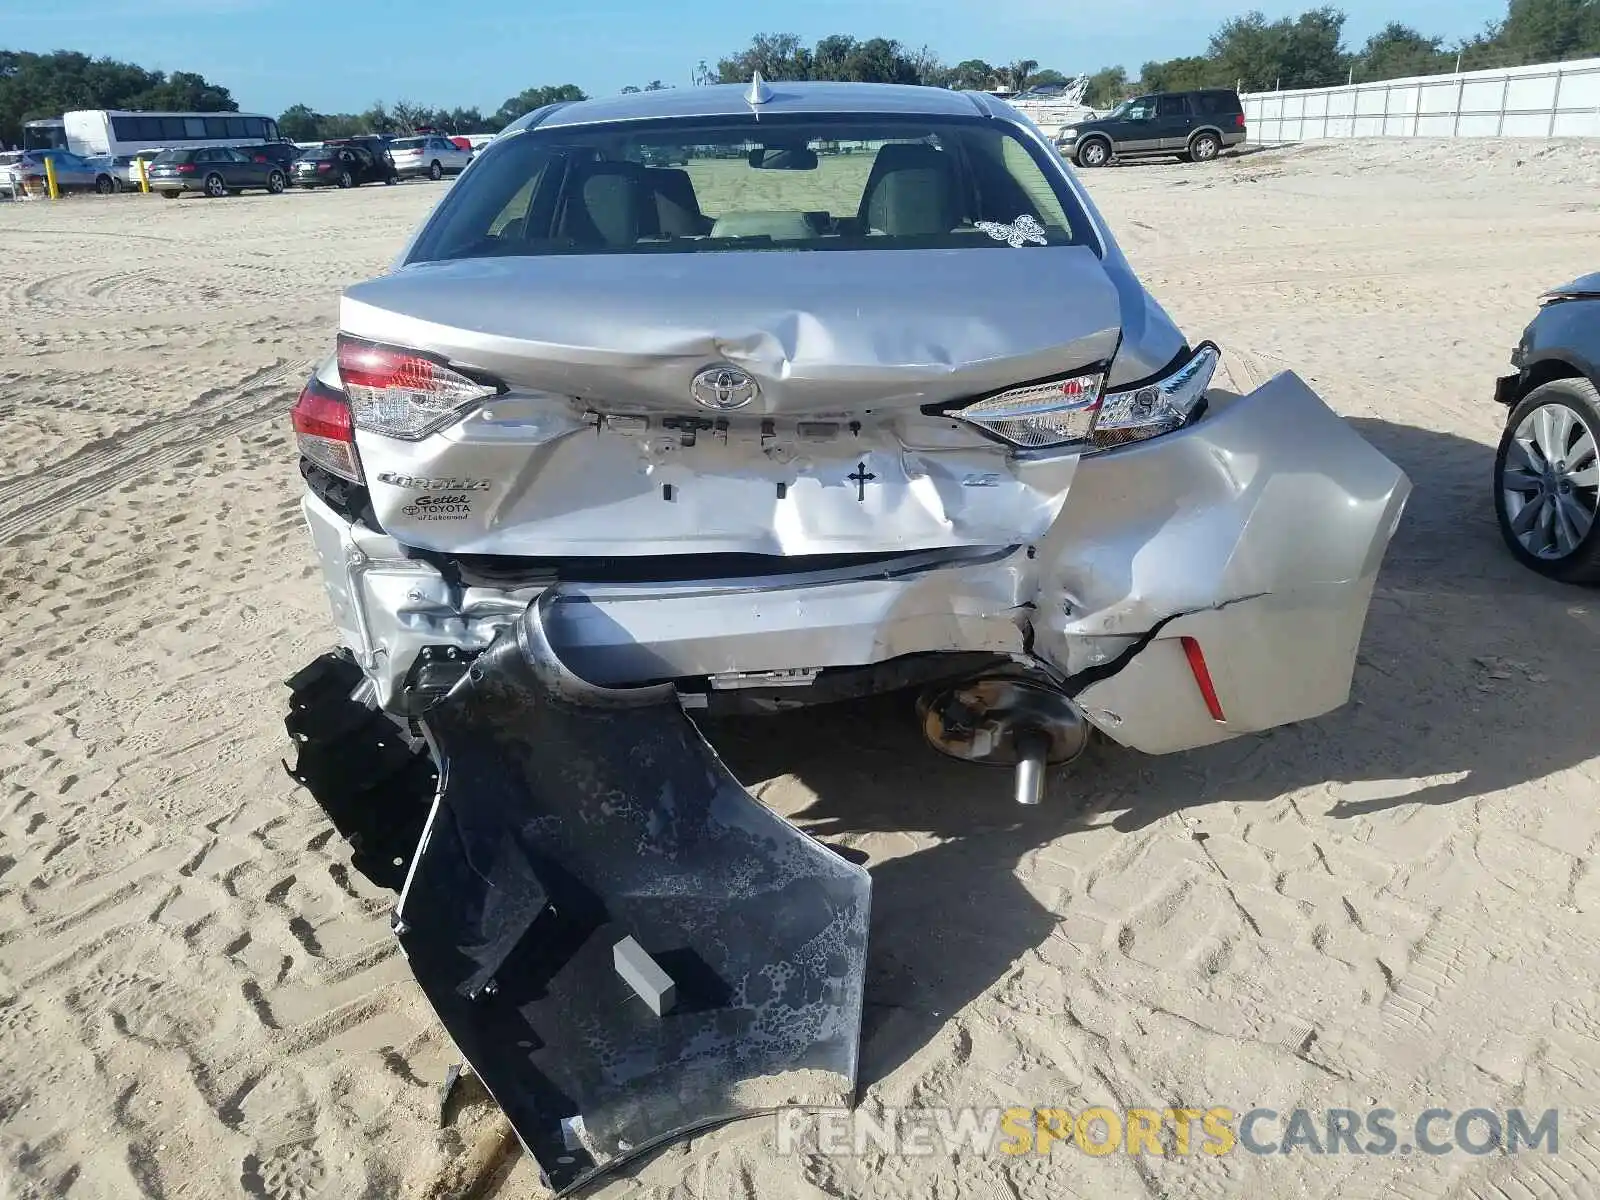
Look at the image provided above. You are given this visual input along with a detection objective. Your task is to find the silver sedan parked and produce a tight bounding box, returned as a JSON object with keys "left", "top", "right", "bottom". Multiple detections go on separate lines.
{"left": 388, "top": 134, "right": 471, "bottom": 180}
{"left": 282, "top": 77, "right": 1412, "bottom": 1198}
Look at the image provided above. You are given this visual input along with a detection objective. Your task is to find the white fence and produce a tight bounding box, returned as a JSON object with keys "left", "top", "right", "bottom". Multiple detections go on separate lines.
{"left": 1242, "top": 56, "right": 1600, "bottom": 141}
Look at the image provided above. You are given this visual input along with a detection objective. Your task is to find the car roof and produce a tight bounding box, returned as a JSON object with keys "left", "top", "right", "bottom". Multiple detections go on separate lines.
{"left": 508, "top": 80, "right": 1002, "bottom": 134}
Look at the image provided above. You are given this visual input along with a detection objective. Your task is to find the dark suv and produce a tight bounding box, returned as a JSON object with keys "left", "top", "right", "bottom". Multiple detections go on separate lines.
{"left": 247, "top": 140, "right": 306, "bottom": 177}
{"left": 1057, "top": 89, "right": 1246, "bottom": 168}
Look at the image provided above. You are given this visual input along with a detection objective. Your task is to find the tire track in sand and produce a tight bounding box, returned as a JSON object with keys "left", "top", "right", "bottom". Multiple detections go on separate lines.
{"left": 0, "top": 358, "right": 310, "bottom": 545}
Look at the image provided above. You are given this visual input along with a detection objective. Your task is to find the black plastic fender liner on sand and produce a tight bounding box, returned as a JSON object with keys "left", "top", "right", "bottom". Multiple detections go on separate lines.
{"left": 387, "top": 589, "right": 872, "bottom": 1195}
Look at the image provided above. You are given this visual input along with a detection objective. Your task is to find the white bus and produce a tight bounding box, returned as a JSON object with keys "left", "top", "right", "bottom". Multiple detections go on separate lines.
{"left": 58, "top": 110, "right": 283, "bottom": 158}
{"left": 20, "top": 118, "right": 66, "bottom": 152}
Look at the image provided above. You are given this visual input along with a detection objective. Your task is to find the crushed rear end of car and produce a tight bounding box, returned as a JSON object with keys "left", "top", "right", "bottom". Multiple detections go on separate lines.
{"left": 284, "top": 87, "right": 1410, "bottom": 1193}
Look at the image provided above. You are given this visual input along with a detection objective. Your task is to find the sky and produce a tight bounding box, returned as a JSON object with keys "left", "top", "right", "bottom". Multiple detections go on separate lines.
{"left": 2, "top": 0, "right": 1509, "bottom": 118}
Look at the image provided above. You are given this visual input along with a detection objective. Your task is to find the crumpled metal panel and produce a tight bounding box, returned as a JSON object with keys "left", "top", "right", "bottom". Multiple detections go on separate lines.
{"left": 342, "top": 248, "right": 1120, "bottom": 414}
{"left": 343, "top": 248, "right": 1115, "bottom": 558}
{"left": 394, "top": 591, "right": 871, "bottom": 1195}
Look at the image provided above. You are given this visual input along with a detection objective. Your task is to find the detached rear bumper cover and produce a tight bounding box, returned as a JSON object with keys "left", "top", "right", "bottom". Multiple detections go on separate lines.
{"left": 394, "top": 593, "right": 870, "bottom": 1194}
{"left": 304, "top": 369, "right": 1410, "bottom": 756}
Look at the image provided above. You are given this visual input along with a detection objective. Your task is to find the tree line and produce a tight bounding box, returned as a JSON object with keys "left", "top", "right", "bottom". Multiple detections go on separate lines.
{"left": 5, "top": 0, "right": 1597, "bottom": 148}
{"left": 1, "top": 49, "right": 235, "bottom": 148}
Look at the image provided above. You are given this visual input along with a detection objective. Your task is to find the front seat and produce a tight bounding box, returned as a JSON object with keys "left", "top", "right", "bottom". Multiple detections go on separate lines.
{"left": 556, "top": 161, "right": 656, "bottom": 248}
{"left": 857, "top": 143, "right": 962, "bottom": 237}
{"left": 647, "top": 167, "right": 712, "bottom": 237}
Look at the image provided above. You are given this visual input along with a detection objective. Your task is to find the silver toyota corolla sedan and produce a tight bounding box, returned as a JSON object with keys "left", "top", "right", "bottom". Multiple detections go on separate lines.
{"left": 284, "top": 78, "right": 1410, "bottom": 1192}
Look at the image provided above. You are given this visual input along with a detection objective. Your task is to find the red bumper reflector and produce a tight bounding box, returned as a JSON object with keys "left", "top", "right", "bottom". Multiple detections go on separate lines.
{"left": 1180, "top": 636, "right": 1226, "bottom": 722}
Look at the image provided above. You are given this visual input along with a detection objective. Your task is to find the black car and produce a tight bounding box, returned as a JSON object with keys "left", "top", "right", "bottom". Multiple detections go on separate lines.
{"left": 1490, "top": 273, "right": 1600, "bottom": 583}
{"left": 147, "top": 145, "right": 289, "bottom": 198}
{"left": 292, "top": 141, "right": 398, "bottom": 189}
{"left": 247, "top": 140, "right": 306, "bottom": 179}
{"left": 1057, "top": 88, "right": 1247, "bottom": 168}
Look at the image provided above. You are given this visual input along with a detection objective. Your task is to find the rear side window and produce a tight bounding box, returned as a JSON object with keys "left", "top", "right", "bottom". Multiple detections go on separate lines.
{"left": 1157, "top": 96, "right": 1190, "bottom": 118}
{"left": 407, "top": 113, "right": 1094, "bottom": 262}
{"left": 1194, "top": 92, "right": 1243, "bottom": 116}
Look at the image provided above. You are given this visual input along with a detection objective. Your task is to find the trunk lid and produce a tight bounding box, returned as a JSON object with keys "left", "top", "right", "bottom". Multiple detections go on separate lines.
{"left": 341, "top": 247, "right": 1123, "bottom": 558}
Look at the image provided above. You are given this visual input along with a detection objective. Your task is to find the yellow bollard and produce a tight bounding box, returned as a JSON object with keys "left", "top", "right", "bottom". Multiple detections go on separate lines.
{"left": 136, "top": 157, "right": 150, "bottom": 194}
{"left": 44, "top": 155, "right": 59, "bottom": 200}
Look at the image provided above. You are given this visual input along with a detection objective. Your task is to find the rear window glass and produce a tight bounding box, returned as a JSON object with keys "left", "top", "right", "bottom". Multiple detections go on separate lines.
{"left": 1195, "top": 92, "right": 1243, "bottom": 115}
{"left": 392, "top": 137, "right": 426, "bottom": 150}
{"left": 406, "top": 113, "right": 1092, "bottom": 263}
{"left": 152, "top": 148, "right": 197, "bottom": 163}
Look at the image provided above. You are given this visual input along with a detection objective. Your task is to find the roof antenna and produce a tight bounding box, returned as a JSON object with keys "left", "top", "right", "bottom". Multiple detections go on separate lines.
{"left": 746, "top": 70, "right": 773, "bottom": 105}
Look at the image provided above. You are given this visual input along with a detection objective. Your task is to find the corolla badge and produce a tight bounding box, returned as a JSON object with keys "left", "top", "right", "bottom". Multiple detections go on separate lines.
{"left": 691, "top": 365, "right": 760, "bottom": 410}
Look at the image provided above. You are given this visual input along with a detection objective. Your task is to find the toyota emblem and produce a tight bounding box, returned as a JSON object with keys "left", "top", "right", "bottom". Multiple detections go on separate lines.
{"left": 690, "top": 365, "right": 759, "bottom": 411}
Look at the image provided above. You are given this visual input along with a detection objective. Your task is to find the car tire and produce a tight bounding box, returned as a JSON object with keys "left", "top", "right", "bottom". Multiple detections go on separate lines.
{"left": 1493, "top": 377, "right": 1600, "bottom": 584}
{"left": 429, "top": 160, "right": 443, "bottom": 181}
{"left": 267, "top": 170, "right": 286, "bottom": 194}
{"left": 1188, "top": 132, "right": 1222, "bottom": 163}
{"left": 338, "top": 169, "right": 354, "bottom": 189}
{"left": 1075, "top": 138, "right": 1111, "bottom": 168}
{"left": 95, "top": 174, "right": 116, "bottom": 195}
{"left": 161, "top": 191, "right": 180, "bottom": 200}
{"left": 385, "top": 173, "right": 398, "bottom": 185}
{"left": 204, "top": 172, "right": 227, "bottom": 198}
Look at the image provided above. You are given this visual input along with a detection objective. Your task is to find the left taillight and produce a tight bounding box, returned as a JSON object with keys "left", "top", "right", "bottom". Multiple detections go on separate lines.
{"left": 337, "top": 336, "right": 500, "bottom": 440}
{"left": 946, "top": 372, "right": 1105, "bottom": 449}
{"left": 291, "top": 376, "right": 363, "bottom": 483}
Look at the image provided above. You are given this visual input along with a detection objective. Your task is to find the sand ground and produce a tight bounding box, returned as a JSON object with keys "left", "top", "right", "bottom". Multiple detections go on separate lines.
{"left": 2, "top": 138, "right": 1599, "bottom": 1200}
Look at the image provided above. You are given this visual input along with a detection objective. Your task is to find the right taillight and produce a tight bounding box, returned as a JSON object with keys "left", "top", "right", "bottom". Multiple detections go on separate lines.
{"left": 1091, "top": 342, "right": 1219, "bottom": 450}
{"left": 336, "top": 336, "right": 500, "bottom": 440}
{"left": 291, "top": 376, "right": 363, "bottom": 483}
{"left": 1236, "top": 113, "right": 1246, "bottom": 127}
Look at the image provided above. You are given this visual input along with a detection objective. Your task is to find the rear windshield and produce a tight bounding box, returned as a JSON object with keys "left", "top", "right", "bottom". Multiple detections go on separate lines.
{"left": 405, "top": 113, "right": 1093, "bottom": 262}
{"left": 152, "top": 149, "right": 197, "bottom": 164}
{"left": 302, "top": 147, "right": 339, "bottom": 160}
{"left": 391, "top": 137, "right": 426, "bottom": 150}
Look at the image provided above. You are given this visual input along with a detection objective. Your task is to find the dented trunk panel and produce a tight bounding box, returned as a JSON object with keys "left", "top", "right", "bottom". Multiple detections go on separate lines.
{"left": 340, "top": 248, "right": 1121, "bottom": 413}
{"left": 342, "top": 248, "right": 1118, "bottom": 556}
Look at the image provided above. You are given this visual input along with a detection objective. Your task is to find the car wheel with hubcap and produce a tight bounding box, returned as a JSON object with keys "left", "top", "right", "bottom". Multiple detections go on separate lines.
{"left": 267, "top": 170, "right": 286, "bottom": 194}
{"left": 95, "top": 174, "right": 116, "bottom": 194}
{"left": 1188, "top": 132, "right": 1221, "bottom": 162}
{"left": 1075, "top": 138, "right": 1110, "bottom": 168}
{"left": 1494, "top": 377, "right": 1600, "bottom": 583}
{"left": 338, "top": 169, "right": 354, "bottom": 189}
{"left": 204, "top": 172, "right": 227, "bottom": 198}
{"left": 429, "top": 160, "right": 443, "bottom": 181}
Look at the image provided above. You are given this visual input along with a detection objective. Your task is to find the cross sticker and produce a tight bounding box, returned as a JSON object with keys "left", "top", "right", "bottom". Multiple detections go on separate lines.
{"left": 848, "top": 461, "right": 876, "bottom": 502}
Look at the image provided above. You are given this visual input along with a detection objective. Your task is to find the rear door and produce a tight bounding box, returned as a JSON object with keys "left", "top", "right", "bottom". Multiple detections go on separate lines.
{"left": 1154, "top": 94, "right": 1195, "bottom": 149}
{"left": 223, "top": 147, "right": 262, "bottom": 187}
